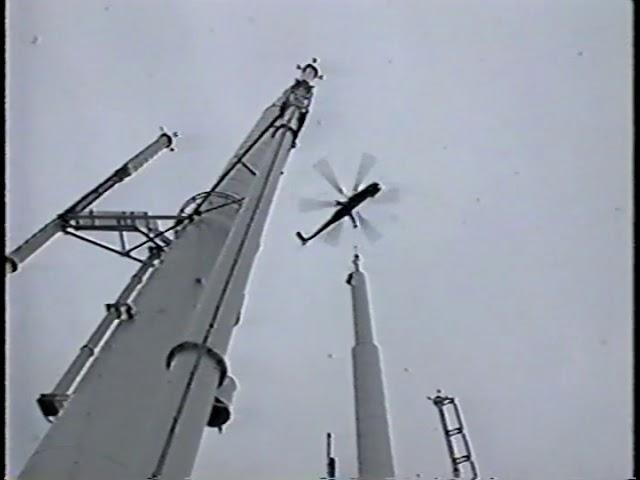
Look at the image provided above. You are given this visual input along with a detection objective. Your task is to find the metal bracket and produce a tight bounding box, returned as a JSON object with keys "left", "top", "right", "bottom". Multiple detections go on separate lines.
{"left": 240, "top": 160, "right": 258, "bottom": 176}
{"left": 165, "top": 341, "right": 227, "bottom": 387}
{"left": 454, "top": 455, "right": 472, "bottom": 464}
{"left": 60, "top": 209, "right": 190, "bottom": 264}
{"left": 37, "top": 393, "right": 71, "bottom": 419}
{"left": 159, "top": 126, "right": 180, "bottom": 152}
{"left": 271, "top": 123, "right": 298, "bottom": 137}
{"left": 271, "top": 123, "right": 300, "bottom": 147}
{"left": 105, "top": 302, "right": 136, "bottom": 320}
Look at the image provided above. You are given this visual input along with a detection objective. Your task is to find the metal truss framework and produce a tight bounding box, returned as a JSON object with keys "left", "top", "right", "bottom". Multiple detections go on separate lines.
{"left": 429, "top": 392, "right": 479, "bottom": 480}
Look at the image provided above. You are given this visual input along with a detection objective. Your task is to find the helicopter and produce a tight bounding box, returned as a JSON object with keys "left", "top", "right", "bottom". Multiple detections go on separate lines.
{"left": 295, "top": 153, "right": 398, "bottom": 246}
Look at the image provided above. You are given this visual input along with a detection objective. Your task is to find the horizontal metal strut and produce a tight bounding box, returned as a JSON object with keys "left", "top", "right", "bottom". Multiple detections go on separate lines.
{"left": 6, "top": 132, "right": 176, "bottom": 274}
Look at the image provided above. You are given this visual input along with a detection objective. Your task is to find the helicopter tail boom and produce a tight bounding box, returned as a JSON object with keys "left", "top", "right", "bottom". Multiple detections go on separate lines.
{"left": 295, "top": 231, "right": 308, "bottom": 245}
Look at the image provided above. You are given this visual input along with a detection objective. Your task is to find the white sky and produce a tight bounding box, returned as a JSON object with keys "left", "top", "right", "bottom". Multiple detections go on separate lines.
{"left": 7, "top": 1, "right": 633, "bottom": 479}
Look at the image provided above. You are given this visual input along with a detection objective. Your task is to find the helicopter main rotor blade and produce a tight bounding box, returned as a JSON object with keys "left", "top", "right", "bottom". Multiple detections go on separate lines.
{"left": 321, "top": 219, "right": 345, "bottom": 246}
{"left": 371, "top": 185, "right": 400, "bottom": 205}
{"left": 355, "top": 211, "right": 383, "bottom": 243}
{"left": 352, "top": 153, "right": 378, "bottom": 192}
{"left": 313, "top": 158, "right": 346, "bottom": 197}
{"left": 298, "top": 197, "right": 337, "bottom": 212}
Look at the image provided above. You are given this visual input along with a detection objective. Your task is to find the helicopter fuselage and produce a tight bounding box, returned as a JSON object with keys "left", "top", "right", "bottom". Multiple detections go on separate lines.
{"left": 340, "top": 182, "right": 381, "bottom": 210}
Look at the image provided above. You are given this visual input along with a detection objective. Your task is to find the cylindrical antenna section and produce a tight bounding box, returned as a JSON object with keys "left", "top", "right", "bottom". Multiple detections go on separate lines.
{"left": 347, "top": 253, "right": 396, "bottom": 480}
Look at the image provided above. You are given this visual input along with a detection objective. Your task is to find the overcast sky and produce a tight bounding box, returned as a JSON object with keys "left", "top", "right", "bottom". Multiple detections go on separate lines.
{"left": 7, "top": 1, "right": 633, "bottom": 479}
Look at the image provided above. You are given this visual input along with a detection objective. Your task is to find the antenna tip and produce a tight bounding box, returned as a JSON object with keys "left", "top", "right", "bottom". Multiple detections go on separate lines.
{"left": 6, "top": 256, "right": 18, "bottom": 274}
{"left": 298, "top": 58, "right": 323, "bottom": 82}
{"left": 352, "top": 247, "right": 361, "bottom": 271}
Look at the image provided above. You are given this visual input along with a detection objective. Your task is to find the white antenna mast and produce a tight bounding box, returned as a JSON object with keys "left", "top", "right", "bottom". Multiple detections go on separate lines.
{"left": 13, "top": 60, "right": 321, "bottom": 480}
{"left": 346, "top": 252, "right": 396, "bottom": 480}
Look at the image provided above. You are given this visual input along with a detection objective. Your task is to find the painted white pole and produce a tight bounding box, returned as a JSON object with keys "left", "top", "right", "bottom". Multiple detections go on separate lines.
{"left": 347, "top": 253, "right": 395, "bottom": 480}
{"left": 37, "top": 247, "right": 161, "bottom": 419}
{"left": 149, "top": 105, "right": 308, "bottom": 479}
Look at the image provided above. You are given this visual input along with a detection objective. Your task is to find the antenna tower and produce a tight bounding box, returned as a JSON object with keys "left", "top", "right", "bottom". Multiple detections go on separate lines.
{"left": 10, "top": 60, "right": 321, "bottom": 480}
{"left": 346, "top": 251, "right": 395, "bottom": 480}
